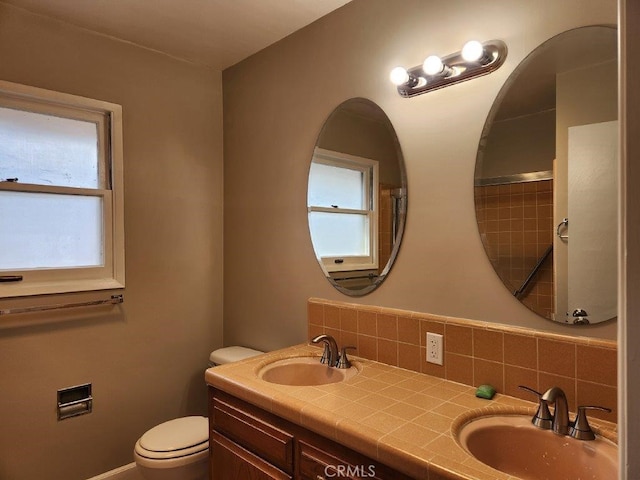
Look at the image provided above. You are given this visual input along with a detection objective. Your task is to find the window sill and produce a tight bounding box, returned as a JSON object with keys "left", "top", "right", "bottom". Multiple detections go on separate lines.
{"left": 0, "top": 278, "right": 125, "bottom": 299}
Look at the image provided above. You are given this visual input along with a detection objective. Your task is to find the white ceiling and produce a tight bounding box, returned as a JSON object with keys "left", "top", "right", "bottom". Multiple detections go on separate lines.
{"left": 1, "top": 0, "right": 352, "bottom": 69}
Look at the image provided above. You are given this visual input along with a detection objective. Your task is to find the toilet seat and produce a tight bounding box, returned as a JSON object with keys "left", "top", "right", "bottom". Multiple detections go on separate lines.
{"left": 135, "top": 416, "right": 208, "bottom": 460}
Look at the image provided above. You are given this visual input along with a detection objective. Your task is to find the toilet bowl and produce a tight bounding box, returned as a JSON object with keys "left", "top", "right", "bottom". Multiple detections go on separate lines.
{"left": 133, "top": 346, "right": 263, "bottom": 480}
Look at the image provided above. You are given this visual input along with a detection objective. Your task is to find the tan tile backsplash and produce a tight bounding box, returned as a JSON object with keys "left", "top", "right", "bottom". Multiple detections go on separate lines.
{"left": 308, "top": 297, "right": 617, "bottom": 423}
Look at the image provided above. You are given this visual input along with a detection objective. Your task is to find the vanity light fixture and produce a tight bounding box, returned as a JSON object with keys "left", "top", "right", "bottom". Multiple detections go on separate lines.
{"left": 391, "top": 39, "right": 507, "bottom": 98}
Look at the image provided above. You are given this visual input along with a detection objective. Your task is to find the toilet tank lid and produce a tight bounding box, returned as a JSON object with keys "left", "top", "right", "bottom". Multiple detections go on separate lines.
{"left": 210, "top": 346, "right": 263, "bottom": 365}
{"left": 139, "top": 416, "right": 208, "bottom": 452}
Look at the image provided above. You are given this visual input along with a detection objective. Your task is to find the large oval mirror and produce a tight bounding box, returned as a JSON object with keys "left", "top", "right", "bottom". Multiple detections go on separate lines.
{"left": 474, "top": 26, "right": 618, "bottom": 324}
{"left": 307, "top": 98, "right": 407, "bottom": 296}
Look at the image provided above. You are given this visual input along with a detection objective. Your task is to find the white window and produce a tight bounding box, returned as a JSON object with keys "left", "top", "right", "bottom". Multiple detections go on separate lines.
{"left": 308, "top": 148, "right": 378, "bottom": 272}
{"left": 0, "top": 80, "right": 124, "bottom": 298}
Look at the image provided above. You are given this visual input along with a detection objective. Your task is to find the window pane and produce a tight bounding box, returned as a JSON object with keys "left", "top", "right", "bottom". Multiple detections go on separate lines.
{"left": 308, "top": 211, "right": 369, "bottom": 257}
{"left": 0, "top": 106, "right": 99, "bottom": 188}
{"left": 308, "top": 162, "right": 364, "bottom": 209}
{"left": 0, "top": 191, "right": 103, "bottom": 270}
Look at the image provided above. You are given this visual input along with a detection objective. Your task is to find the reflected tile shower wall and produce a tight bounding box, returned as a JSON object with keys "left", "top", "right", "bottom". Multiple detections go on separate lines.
{"left": 474, "top": 179, "right": 554, "bottom": 319}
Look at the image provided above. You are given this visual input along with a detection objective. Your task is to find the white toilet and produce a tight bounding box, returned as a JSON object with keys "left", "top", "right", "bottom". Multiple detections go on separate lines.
{"left": 133, "top": 346, "right": 263, "bottom": 480}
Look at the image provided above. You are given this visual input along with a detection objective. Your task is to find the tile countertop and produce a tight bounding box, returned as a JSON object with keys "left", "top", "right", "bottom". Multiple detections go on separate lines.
{"left": 204, "top": 344, "right": 617, "bottom": 480}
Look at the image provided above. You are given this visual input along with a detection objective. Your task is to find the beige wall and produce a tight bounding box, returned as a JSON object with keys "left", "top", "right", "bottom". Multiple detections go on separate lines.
{"left": 480, "top": 110, "right": 555, "bottom": 178}
{"left": 317, "top": 105, "right": 401, "bottom": 185}
{"left": 223, "top": 0, "right": 618, "bottom": 353}
{"left": 0, "top": 4, "right": 224, "bottom": 480}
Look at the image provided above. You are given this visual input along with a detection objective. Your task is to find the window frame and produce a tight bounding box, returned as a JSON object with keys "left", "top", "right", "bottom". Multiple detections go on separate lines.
{"left": 0, "top": 80, "right": 125, "bottom": 298}
{"left": 308, "top": 147, "right": 379, "bottom": 273}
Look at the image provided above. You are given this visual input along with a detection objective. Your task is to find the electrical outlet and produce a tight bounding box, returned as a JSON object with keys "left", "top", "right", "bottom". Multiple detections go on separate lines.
{"left": 426, "top": 332, "right": 443, "bottom": 365}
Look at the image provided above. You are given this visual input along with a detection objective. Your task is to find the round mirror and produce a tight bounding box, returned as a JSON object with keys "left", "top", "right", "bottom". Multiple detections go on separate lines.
{"left": 307, "top": 98, "right": 407, "bottom": 296}
{"left": 474, "top": 26, "right": 617, "bottom": 324}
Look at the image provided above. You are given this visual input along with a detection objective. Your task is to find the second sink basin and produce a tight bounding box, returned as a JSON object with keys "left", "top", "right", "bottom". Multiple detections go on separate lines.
{"left": 257, "top": 356, "right": 358, "bottom": 386}
{"left": 456, "top": 414, "right": 618, "bottom": 480}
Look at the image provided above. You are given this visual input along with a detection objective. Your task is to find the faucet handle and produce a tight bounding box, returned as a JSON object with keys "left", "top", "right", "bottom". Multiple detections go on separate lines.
{"left": 518, "top": 385, "right": 553, "bottom": 429}
{"left": 336, "top": 346, "right": 356, "bottom": 369}
{"left": 569, "top": 405, "right": 612, "bottom": 441}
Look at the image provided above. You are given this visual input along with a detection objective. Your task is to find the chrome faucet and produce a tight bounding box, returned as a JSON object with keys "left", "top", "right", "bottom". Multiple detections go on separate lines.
{"left": 522, "top": 384, "right": 612, "bottom": 441}
{"left": 311, "top": 334, "right": 339, "bottom": 367}
{"left": 541, "top": 386, "right": 570, "bottom": 435}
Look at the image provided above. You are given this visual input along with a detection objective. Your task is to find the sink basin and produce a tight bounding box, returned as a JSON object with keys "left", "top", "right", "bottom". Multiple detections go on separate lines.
{"left": 456, "top": 414, "right": 618, "bottom": 479}
{"left": 257, "top": 356, "right": 358, "bottom": 386}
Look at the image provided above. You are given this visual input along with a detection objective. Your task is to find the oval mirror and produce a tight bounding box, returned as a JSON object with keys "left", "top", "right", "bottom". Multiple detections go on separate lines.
{"left": 474, "top": 26, "right": 618, "bottom": 324}
{"left": 307, "top": 98, "right": 407, "bottom": 296}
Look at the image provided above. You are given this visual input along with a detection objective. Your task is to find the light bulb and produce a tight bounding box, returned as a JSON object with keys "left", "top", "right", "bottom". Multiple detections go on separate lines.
{"left": 389, "top": 66, "right": 410, "bottom": 86}
{"left": 461, "top": 40, "right": 485, "bottom": 62}
{"left": 423, "top": 55, "right": 444, "bottom": 76}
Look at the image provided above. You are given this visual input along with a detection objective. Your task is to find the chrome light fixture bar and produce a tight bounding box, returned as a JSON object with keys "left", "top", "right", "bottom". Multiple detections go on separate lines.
{"left": 391, "top": 40, "right": 507, "bottom": 98}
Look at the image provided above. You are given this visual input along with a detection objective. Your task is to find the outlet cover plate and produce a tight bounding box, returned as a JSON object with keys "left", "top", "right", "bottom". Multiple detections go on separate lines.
{"left": 426, "top": 332, "right": 443, "bottom": 365}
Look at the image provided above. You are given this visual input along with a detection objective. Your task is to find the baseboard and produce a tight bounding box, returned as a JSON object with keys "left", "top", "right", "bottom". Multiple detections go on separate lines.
{"left": 85, "top": 463, "right": 142, "bottom": 480}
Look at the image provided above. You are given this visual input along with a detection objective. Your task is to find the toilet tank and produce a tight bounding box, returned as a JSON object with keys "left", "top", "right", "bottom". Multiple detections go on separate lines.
{"left": 208, "top": 346, "right": 263, "bottom": 367}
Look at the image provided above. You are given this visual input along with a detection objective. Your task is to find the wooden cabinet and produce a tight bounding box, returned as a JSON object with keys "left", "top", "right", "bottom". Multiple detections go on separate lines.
{"left": 209, "top": 387, "right": 413, "bottom": 480}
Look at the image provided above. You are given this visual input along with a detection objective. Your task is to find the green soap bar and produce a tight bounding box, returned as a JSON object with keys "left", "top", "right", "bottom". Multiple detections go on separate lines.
{"left": 475, "top": 384, "right": 496, "bottom": 400}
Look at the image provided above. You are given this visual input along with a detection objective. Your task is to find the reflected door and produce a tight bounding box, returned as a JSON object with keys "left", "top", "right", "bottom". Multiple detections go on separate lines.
{"left": 566, "top": 120, "right": 618, "bottom": 323}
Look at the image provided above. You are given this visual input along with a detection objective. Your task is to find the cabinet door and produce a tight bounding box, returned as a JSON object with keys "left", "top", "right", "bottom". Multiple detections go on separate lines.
{"left": 212, "top": 392, "right": 294, "bottom": 473}
{"left": 211, "top": 430, "right": 293, "bottom": 480}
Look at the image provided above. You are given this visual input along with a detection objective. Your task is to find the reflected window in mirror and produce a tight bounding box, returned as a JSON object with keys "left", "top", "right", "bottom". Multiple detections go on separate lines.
{"left": 308, "top": 149, "right": 379, "bottom": 273}
{"left": 307, "top": 98, "right": 407, "bottom": 296}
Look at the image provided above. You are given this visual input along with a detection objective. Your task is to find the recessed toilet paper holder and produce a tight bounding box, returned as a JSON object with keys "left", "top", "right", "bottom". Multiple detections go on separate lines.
{"left": 57, "top": 383, "right": 92, "bottom": 420}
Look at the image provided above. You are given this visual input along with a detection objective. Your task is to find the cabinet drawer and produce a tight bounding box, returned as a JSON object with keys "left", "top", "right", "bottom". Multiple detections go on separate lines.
{"left": 298, "top": 440, "right": 374, "bottom": 480}
{"left": 298, "top": 439, "right": 411, "bottom": 480}
{"left": 212, "top": 394, "right": 294, "bottom": 474}
{"left": 211, "top": 430, "right": 293, "bottom": 480}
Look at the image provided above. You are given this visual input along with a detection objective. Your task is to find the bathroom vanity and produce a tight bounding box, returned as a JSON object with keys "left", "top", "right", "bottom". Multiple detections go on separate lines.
{"left": 205, "top": 344, "right": 617, "bottom": 480}
{"left": 210, "top": 388, "right": 411, "bottom": 479}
